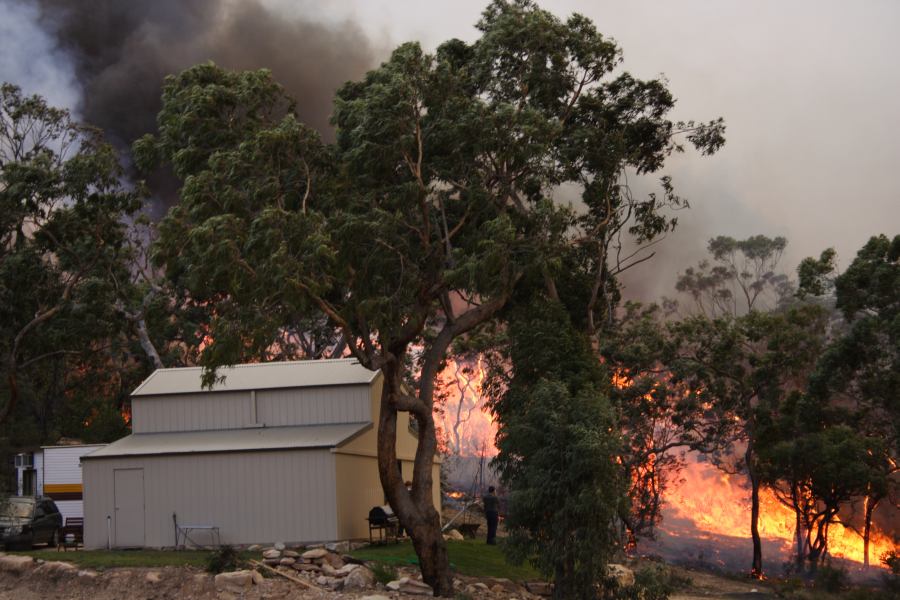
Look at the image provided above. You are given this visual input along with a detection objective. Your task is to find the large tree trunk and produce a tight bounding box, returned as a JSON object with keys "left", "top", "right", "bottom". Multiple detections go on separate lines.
{"left": 746, "top": 444, "right": 763, "bottom": 578}
{"left": 1, "top": 369, "right": 18, "bottom": 425}
{"left": 794, "top": 507, "right": 806, "bottom": 570}
{"left": 863, "top": 495, "right": 879, "bottom": 568}
{"left": 376, "top": 361, "right": 453, "bottom": 596}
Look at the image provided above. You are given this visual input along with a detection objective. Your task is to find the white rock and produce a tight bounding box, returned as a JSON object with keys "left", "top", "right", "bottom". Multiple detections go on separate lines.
{"left": 145, "top": 571, "right": 162, "bottom": 583}
{"left": 78, "top": 569, "right": 99, "bottom": 579}
{"left": 0, "top": 555, "right": 33, "bottom": 573}
{"left": 606, "top": 564, "right": 635, "bottom": 588}
{"left": 302, "top": 548, "right": 328, "bottom": 559}
{"left": 326, "top": 576, "right": 344, "bottom": 590}
{"left": 214, "top": 570, "right": 253, "bottom": 592}
{"left": 246, "top": 544, "right": 261, "bottom": 551}
{"left": 262, "top": 548, "right": 281, "bottom": 559}
{"left": 398, "top": 577, "right": 434, "bottom": 595}
{"left": 325, "top": 540, "right": 350, "bottom": 553}
{"left": 35, "top": 561, "right": 77, "bottom": 577}
{"left": 337, "top": 563, "right": 360, "bottom": 575}
{"left": 344, "top": 566, "right": 375, "bottom": 590}
{"left": 274, "top": 542, "right": 286, "bottom": 551}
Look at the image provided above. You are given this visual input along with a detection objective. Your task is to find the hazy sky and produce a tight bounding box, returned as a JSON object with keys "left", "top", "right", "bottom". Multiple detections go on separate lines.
{"left": 3, "top": 0, "right": 899, "bottom": 302}
{"left": 282, "top": 0, "right": 900, "bottom": 300}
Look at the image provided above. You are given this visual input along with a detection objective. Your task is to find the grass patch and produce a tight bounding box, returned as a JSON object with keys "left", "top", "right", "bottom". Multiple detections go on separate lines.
{"left": 350, "top": 539, "right": 540, "bottom": 581}
{"left": 9, "top": 548, "right": 251, "bottom": 569}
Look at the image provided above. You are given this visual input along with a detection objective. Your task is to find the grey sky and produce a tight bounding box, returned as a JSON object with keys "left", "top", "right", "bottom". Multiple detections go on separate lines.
{"left": 4, "top": 0, "right": 899, "bottom": 302}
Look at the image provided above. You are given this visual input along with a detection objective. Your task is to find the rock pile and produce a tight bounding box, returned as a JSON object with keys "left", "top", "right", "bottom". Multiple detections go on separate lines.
{"left": 257, "top": 543, "right": 375, "bottom": 591}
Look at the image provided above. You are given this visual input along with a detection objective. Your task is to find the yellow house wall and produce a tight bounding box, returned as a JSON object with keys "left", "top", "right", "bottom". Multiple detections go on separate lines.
{"left": 334, "top": 373, "right": 442, "bottom": 539}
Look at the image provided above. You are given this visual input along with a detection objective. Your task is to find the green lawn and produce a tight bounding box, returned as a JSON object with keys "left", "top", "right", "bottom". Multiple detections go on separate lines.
{"left": 8, "top": 548, "right": 236, "bottom": 569}
{"left": 350, "top": 539, "right": 540, "bottom": 581}
{"left": 9, "top": 541, "right": 539, "bottom": 580}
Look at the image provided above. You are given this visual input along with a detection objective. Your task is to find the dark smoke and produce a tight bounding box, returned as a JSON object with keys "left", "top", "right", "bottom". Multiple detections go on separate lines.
{"left": 34, "top": 0, "right": 382, "bottom": 212}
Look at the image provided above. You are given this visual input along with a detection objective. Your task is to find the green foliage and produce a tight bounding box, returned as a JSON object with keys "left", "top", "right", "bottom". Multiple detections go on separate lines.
{"left": 205, "top": 545, "right": 245, "bottom": 574}
{"left": 136, "top": 2, "right": 723, "bottom": 591}
{"left": 813, "top": 563, "right": 848, "bottom": 593}
{"left": 602, "top": 563, "right": 691, "bottom": 600}
{"left": 0, "top": 82, "right": 143, "bottom": 441}
{"left": 491, "top": 298, "right": 623, "bottom": 599}
{"left": 370, "top": 561, "right": 399, "bottom": 585}
{"left": 807, "top": 234, "right": 899, "bottom": 445}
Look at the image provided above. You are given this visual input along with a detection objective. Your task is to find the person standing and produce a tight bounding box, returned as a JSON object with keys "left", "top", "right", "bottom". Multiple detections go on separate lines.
{"left": 483, "top": 486, "right": 499, "bottom": 545}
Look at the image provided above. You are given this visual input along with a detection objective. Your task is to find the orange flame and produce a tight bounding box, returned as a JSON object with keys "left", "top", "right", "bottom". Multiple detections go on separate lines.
{"left": 435, "top": 356, "right": 497, "bottom": 457}
{"left": 438, "top": 363, "right": 896, "bottom": 570}
{"left": 664, "top": 456, "right": 895, "bottom": 568}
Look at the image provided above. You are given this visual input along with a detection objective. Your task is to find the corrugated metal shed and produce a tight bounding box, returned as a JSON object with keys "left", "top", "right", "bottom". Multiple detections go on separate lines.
{"left": 84, "top": 423, "right": 370, "bottom": 458}
{"left": 131, "top": 358, "right": 377, "bottom": 397}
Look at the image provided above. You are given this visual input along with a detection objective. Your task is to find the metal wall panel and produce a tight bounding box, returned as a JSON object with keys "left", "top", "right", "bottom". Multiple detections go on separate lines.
{"left": 132, "top": 392, "right": 252, "bottom": 433}
{"left": 83, "top": 449, "right": 338, "bottom": 548}
{"left": 255, "top": 385, "right": 371, "bottom": 427}
{"left": 132, "top": 385, "right": 372, "bottom": 434}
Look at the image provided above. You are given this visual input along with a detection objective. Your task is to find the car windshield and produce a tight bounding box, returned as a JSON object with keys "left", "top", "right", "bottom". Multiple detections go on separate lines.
{"left": 2, "top": 499, "right": 33, "bottom": 518}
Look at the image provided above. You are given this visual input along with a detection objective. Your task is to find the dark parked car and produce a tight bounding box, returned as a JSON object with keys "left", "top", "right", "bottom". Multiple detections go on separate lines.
{"left": 0, "top": 497, "right": 63, "bottom": 549}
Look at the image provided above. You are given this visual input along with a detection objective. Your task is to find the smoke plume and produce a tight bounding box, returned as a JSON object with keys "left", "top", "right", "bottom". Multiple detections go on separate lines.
{"left": 26, "top": 0, "right": 380, "bottom": 213}
{"left": 36, "top": 0, "right": 379, "bottom": 143}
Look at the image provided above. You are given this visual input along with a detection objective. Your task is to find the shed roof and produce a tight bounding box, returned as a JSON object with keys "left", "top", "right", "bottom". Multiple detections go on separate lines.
{"left": 132, "top": 358, "right": 378, "bottom": 397}
{"left": 82, "top": 423, "right": 370, "bottom": 459}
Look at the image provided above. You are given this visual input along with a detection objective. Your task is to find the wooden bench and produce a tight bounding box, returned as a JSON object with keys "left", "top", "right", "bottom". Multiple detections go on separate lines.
{"left": 58, "top": 517, "right": 83, "bottom": 551}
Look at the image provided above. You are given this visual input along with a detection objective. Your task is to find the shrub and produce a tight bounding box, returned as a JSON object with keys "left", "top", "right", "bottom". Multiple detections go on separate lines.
{"left": 602, "top": 563, "right": 691, "bottom": 600}
{"left": 206, "top": 545, "right": 244, "bottom": 574}
{"left": 371, "top": 562, "right": 398, "bottom": 585}
{"left": 882, "top": 550, "right": 900, "bottom": 595}
{"left": 813, "top": 562, "right": 848, "bottom": 593}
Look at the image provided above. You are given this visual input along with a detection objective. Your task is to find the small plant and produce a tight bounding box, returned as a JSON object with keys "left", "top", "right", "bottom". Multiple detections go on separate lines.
{"left": 206, "top": 545, "right": 244, "bottom": 574}
{"left": 882, "top": 550, "right": 900, "bottom": 595}
{"left": 813, "top": 562, "right": 848, "bottom": 594}
{"left": 371, "top": 561, "right": 399, "bottom": 585}
{"left": 601, "top": 563, "right": 691, "bottom": 600}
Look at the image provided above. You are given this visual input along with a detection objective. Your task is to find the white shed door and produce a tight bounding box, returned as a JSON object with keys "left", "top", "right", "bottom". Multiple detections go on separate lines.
{"left": 113, "top": 469, "right": 145, "bottom": 547}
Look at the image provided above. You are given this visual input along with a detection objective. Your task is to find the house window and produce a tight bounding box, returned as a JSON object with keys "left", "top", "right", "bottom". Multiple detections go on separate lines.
{"left": 22, "top": 469, "right": 36, "bottom": 496}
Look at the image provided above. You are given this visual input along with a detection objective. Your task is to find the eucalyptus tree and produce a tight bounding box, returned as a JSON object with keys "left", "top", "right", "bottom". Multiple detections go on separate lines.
{"left": 489, "top": 298, "right": 623, "bottom": 600}
{"left": 0, "top": 82, "right": 141, "bottom": 428}
{"left": 137, "top": 1, "right": 724, "bottom": 593}
{"left": 756, "top": 393, "right": 889, "bottom": 573}
{"left": 665, "top": 301, "right": 829, "bottom": 577}
{"left": 673, "top": 234, "right": 792, "bottom": 317}
{"left": 799, "top": 234, "right": 900, "bottom": 567}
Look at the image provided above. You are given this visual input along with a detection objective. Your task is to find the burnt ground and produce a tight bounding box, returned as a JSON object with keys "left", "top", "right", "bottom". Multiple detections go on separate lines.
{"left": 670, "top": 569, "right": 776, "bottom": 599}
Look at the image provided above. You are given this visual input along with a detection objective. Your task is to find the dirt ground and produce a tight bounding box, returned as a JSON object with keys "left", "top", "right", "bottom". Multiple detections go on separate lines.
{"left": 0, "top": 560, "right": 536, "bottom": 600}
{"left": 670, "top": 569, "right": 776, "bottom": 599}
{"left": 0, "top": 559, "right": 780, "bottom": 600}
